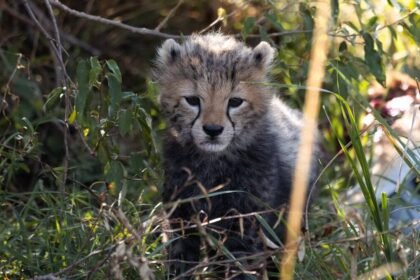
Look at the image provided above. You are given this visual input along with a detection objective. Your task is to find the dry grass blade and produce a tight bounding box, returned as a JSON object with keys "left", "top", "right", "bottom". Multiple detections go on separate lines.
{"left": 280, "top": 1, "right": 331, "bottom": 279}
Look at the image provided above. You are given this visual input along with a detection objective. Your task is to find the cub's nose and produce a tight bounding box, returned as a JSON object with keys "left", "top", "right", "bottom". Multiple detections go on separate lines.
{"left": 203, "top": 124, "right": 224, "bottom": 137}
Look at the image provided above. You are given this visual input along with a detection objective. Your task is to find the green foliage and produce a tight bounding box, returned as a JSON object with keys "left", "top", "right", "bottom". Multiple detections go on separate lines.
{"left": 0, "top": 51, "right": 163, "bottom": 277}
{"left": 1, "top": 0, "right": 419, "bottom": 279}
{"left": 363, "top": 33, "right": 386, "bottom": 86}
{"left": 335, "top": 94, "right": 392, "bottom": 261}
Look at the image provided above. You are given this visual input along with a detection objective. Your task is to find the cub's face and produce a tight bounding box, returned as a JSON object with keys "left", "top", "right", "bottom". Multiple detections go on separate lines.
{"left": 165, "top": 79, "right": 265, "bottom": 152}
{"left": 154, "top": 34, "right": 274, "bottom": 153}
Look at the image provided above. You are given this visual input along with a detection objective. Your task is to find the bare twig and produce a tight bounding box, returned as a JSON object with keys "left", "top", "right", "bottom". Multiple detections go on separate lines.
{"left": 56, "top": 245, "right": 116, "bottom": 276}
{"left": 199, "top": 9, "right": 238, "bottom": 34}
{"left": 43, "top": 0, "right": 71, "bottom": 192}
{"left": 23, "top": 0, "right": 72, "bottom": 191}
{"left": 235, "top": 29, "right": 312, "bottom": 38}
{"left": 47, "top": 0, "right": 312, "bottom": 40}
{"left": 330, "top": 7, "right": 419, "bottom": 42}
{"left": 2, "top": 3, "right": 100, "bottom": 54}
{"left": 23, "top": 0, "right": 71, "bottom": 84}
{"left": 163, "top": 208, "right": 282, "bottom": 234}
{"left": 72, "top": 0, "right": 95, "bottom": 35}
{"left": 154, "top": 0, "right": 184, "bottom": 32}
{"left": 170, "top": 249, "right": 278, "bottom": 280}
{"left": 376, "top": 7, "right": 419, "bottom": 32}
{"left": 1, "top": 52, "right": 23, "bottom": 114}
{"left": 48, "top": 0, "right": 184, "bottom": 39}
{"left": 44, "top": 0, "right": 62, "bottom": 60}
{"left": 22, "top": 0, "right": 54, "bottom": 41}
{"left": 4, "top": 53, "right": 23, "bottom": 93}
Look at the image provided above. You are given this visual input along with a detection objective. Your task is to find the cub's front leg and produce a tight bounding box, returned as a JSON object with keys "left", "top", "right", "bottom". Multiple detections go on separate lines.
{"left": 167, "top": 230, "right": 201, "bottom": 278}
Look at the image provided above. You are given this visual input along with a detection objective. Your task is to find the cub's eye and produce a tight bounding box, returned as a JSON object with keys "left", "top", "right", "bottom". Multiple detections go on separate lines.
{"left": 228, "top": 97, "right": 244, "bottom": 108}
{"left": 184, "top": 96, "right": 200, "bottom": 106}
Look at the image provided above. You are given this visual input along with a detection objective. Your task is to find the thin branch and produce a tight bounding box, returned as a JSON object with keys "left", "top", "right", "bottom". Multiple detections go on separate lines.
{"left": 44, "top": 0, "right": 62, "bottom": 57}
{"left": 23, "top": 0, "right": 71, "bottom": 84}
{"left": 52, "top": 244, "right": 118, "bottom": 277}
{"left": 22, "top": 0, "right": 54, "bottom": 42}
{"left": 199, "top": 9, "right": 238, "bottom": 34}
{"left": 2, "top": 3, "right": 100, "bottom": 54}
{"left": 48, "top": 0, "right": 184, "bottom": 39}
{"left": 22, "top": 0, "right": 63, "bottom": 88}
{"left": 236, "top": 29, "right": 312, "bottom": 38}
{"left": 1, "top": 52, "right": 23, "bottom": 114}
{"left": 42, "top": 0, "right": 71, "bottom": 192}
{"left": 154, "top": 0, "right": 184, "bottom": 32}
{"left": 48, "top": 0, "right": 313, "bottom": 39}
{"left": 330, "top": 7, "right": 419, "bottom": 41}
{"left": 23, "top": 0, "right": 73, "bottom": 191}
{"left": 376, "top": 7, "right": 419, "bottom": 32}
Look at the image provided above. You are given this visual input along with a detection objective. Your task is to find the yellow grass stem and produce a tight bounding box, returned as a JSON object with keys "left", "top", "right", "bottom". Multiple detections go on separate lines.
{"left": 280, "top": 1, "right": 331, "bottom": 279}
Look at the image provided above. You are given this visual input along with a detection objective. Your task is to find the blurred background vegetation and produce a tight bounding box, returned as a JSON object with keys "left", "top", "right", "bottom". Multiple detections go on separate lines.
{"left": 0, "top": 0, "right": 418, "bottom": 279}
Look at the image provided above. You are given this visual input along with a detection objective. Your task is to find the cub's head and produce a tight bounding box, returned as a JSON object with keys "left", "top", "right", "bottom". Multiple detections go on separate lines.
{"left": 154, "top": 33, "right": 275, "bottom": 153}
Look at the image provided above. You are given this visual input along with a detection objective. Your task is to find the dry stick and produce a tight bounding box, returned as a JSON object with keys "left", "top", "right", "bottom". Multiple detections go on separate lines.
{"left": 24, "top": 0, "right": 96, "bottom": 186}
{"left": 154, "top": 0, "right": 184, "bottom": 32}
{"left": 42, "top": 0, "right": 72, "bottom": 193}
{"left": 22, "top": 0, "right": 68, "bottom": 192}
{"left": 48, "top": 0, "right": 183, "bottom": 39}
{"left": 280, "top": 1, "right": 331, "bottom": 279}
{"left": 48, "top": 0, "right": 310, "bottom": 39}
{"left": 199, "top": 9, "right": 236, "bottom": 34}
{"left": 2, "top": 3, "right": 100, "bottom": 54}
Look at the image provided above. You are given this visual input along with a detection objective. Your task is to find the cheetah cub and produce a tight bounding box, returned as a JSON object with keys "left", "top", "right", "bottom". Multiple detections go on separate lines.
{"left": 154, "top": 33, "right": 318, "bottom": 279}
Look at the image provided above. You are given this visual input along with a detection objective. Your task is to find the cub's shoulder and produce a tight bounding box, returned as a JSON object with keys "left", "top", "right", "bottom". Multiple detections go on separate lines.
{"left": 268, "top": 97, "right": 303, "bottom": 133}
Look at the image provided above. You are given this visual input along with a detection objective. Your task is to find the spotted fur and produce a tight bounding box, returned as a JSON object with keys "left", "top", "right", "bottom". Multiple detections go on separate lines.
{"left": 154, "top": 33, "right": 318, "bottom": 279}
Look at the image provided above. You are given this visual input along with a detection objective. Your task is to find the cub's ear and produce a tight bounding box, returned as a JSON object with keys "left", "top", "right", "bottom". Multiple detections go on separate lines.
{"left": 252, "top": 41, "right": 275, "bottom": 69}
{"left": 157, "top": 38, "right": 181, "bottom": 65}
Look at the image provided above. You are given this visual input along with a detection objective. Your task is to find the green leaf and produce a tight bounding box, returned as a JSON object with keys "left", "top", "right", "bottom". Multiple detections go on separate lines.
{"left": 343, "top": 21, "right": 359, "bottom": 33}
{"left": 139, "top": 108, "right": 152, "bottom": 129}
{"left": 105, "top": 160, "right": 124, "bottom": 189}
{"left": 362, "top": 33, "right": 386, "bottom": 86}
{"left": 297, "top": 3, "right": 314, "bottom": 48}
{"left": 89, "top": 57, "right": 102, "bottom": 89}
{"left": 255, "top": 214, "right": 283, "bottom": 247}
{"left": 381, "top": 192, "right": 389, "bottom": 233}
{"left": 366, "top": 16, "right": 379, "bottom": 30}
{"left": 387, "top": 26, "right": 397, "bottom": 40}
{"left": 118, "top": 108, "right": 132, "bottom": 136}
{"left": 21, "top": 117, "right": 34, "bottom": 134}
{"left": 334, "top": 94, "right": 392, "bottom": 261}
{"left": 406, "top": 13, "right": 420, "bottom": 42}
{"left": 300, "top": 3, "right": 314, "bottom": 37}
{"left": 43, "top": 87, "right": 63, "bottom": 112}
{"left": 265, "top": 12, "right": 284, "bottom": 32}
{"left": 259, "top": 26, "right": 269, "bottom": 42}
{"left": 68, "top": 109, "right": 77, "bottom": 124}
{"left": 106, "top": 59, "right": 122, "bottom": 83}
{"left": 242, "top": 17, "right": 256, "bottom": 40}
{"left": 76, "top": 60, "right": 90, "bottom": 122}
{"left": 107, "top": 73, "right": 122, "bottom": 117}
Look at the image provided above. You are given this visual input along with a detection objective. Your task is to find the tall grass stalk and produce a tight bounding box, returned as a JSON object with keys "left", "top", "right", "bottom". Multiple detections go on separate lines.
{"left": 280, "top": 0, "right": 331, "bottom": 279}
